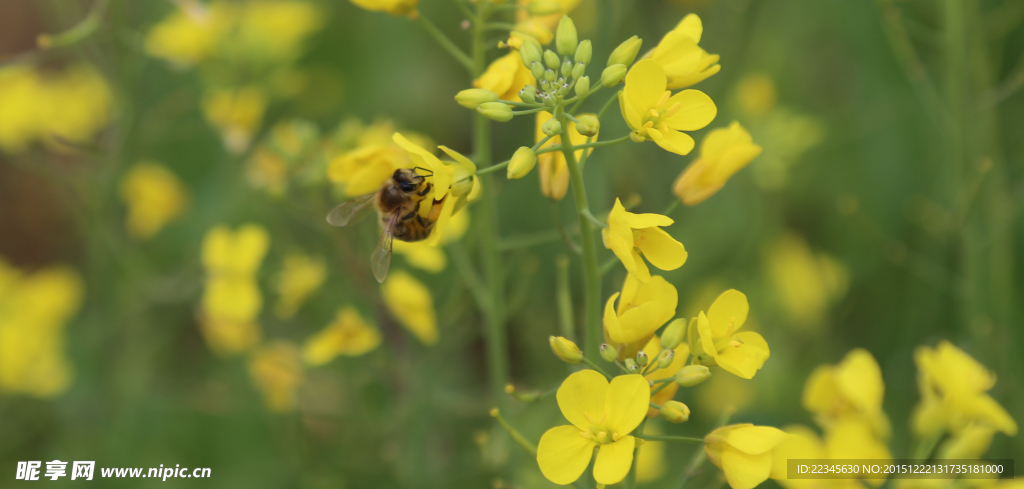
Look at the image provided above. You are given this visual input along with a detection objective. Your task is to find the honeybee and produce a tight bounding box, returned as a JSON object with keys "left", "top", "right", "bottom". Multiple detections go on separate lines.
{"left": 327, "top": 168, "right": 444, "bottom": 283}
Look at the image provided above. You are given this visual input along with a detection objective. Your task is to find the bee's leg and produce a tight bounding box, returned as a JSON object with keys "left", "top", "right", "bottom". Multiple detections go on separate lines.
{"left": 417, "top": 183, "right": 432, "bottom": 197}
{"left": 402, "top": 210, "right": 417, "bottom": 221}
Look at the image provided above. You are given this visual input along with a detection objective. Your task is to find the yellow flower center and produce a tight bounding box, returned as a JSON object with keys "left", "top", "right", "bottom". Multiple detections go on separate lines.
{"left": 577, "top": 411, "right": 622, "bottom": 445}
{"left": 636, "top": 90, "right": 682, "bottom": 139}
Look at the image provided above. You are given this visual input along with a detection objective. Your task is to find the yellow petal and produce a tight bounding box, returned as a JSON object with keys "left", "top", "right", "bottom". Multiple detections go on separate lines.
{"left": 537, "top": 425, "right": 596, "bottom": 485}
{"left": 619, "top": 89, "right": 644, "bottom": 131}
{"left": 623, "top": 212, "right": 674, "bottom": 229}
{"left": 602, "top": 228, "right": 638, "bottom": 277}
{"left": 380, "top": 270, "right": 438, "bottom": 345}
{"left": 604, "top": 374, "right": 650, "bottom": 434}
{"left": 825, "top": 417, "right": 891, "bottom": 460}
{"left": 647, "top": 127, "right": 696, "bottom": 156}
{"left": 708, "top": 289, "right": 749, "bottom": 337}
{"left": 393, "top": 132, "right": 449, "bottom": 199}
{"left": 424, "top": 194, "right": 456, "bottom": 246}
{"left": 635, "top": 227, "right": 687, "bottom": 271}
{"left": 965, "top": 394, "right": 1018, "bottom": 435}
{"left": 770, "top": 425, "right": 825, "bottom": 480}
{"left": 696, "top": 311, "right": 717, "bottom": 364}
{"left": 727, "top": 425, "right": 789, "bottom": 454}
{"left": 557, "top": 369, "right": 609, "bottom": 431}
{"left": 624, "top": 60, "right": 667, "bottom": 115}
{"left": 720, "top": 446, "right": 774, "bottom": 489}
{"left": 593, "top": 436, "right": 636, "bottom": 485}
{"left": 665, "top": 89, "right": 717, "bottom": 131}
{"left": 674, "top": 13, "right": 703, "bottom": 43}
{"left": 835, "top": 348, "right": 885, "bottom": 414}
{"left": 438, "top": 144, "right": 476, "bottom": 172}
{"left": 714, "top": 331, "right": 770, "bottom": 379}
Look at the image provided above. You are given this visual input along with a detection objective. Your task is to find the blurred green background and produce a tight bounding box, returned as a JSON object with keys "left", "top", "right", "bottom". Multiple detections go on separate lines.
{"left": 1, "top": 0, "right": 1022, "bottom": 487}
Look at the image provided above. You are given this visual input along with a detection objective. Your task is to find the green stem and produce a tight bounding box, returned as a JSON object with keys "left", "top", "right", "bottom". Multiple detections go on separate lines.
{"left": 556, "top": 255, "right": 576, "bottom": 341}
{"left": 581, "top": 209, "right": 607, "bottom": 229}
{"left": 650, "top": 379, "right": 672, "bottom": 397}
{"left": 491, "top": 409, "right": 537, "bottom": 456}
{"left": 580, "top": 357, "right": 613, "bottom": 379}
{"left": 512, "top": 107, "right": 548, "bottom": 115}
{"left": 475, "top": 135, "right": 628, "bottom": 175}
{"left": 537, "top": 134, "right": 631, "bottom": 155}
{"left": 662, "top": 199, "right": 681, "bottom": 216}
{"left": 557, "top": 107, "right": 604, "bottom": 362}
{"left": 417, "top": 15, "right": 474, "bottom": 74}
{"left": 675, "top": 408, "right": 734, "bottom": 489}
{"left": 597, "top": 90, "right": 622, "bottom": 120}
{"left": 37, "top": 0, "right": 108, "bottom": 48}
{"left": 471, "top": 1, "right": 509, "bottom": 409}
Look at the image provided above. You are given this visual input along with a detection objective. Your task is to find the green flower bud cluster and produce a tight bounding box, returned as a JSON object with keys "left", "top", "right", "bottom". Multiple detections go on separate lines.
{"left": 600, "top": 36, "right": 641, "bottom": 87}
{"left": 515, "top": 17, "right": 595, "bottom": 107}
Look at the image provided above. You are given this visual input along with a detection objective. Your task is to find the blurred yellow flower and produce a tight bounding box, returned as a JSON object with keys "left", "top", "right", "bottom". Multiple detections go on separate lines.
{"left": 515, "top": 0, "right": 582, "bottom": 32}
{"left": 802, "top": 348, "right": 889, "bottom": 436}
{"left": 601, "top": 198, "right": 687, "bottom": 282}
{"left": 144, "top": 2, "right": 230, "bottom": 67}
{"left": 303, "top": 306, "right": 381, "bottom": 365}
{"left": 119, "top": 162, "right": 187, "bottom": 239}
{"left": 392, "top": 209, "right": 469, "bottom": 273}
{"left": 381, "top": 270, "right": 437, "bottom": 345}
{"left": 327, "top": 120, "right": 421, "bottom": 197}
{"left": 0, "top": 63, "right": 112, "bottom": 153}
{"left": 689, "top": 289, "right": 770, "bottom": 379}
{"left": 200, "top": 224, "right": 270, "bottom": 355}
{"left": 769, "top": 425, "right": 829, "bottom": 489}
{"left": 765, "top": 234, "right": 849, "bottom": 331}
{"left": 233, "top": 1, "right": 322, "bottom": 62}
{"left": 736, "top": 73, "right": 777, "bottom": 117}
{"left": 0, "top": 259, "right": 82, "bottom": 398}
{"left": 474, "top": 51, "right": 536, "bottom": 102}
{"left": 636, "top": 423, "right": 666, "bottom": 483}
{"left": 620, "top": 59, "right": 716, "bottom": 155}
{"left": 246, "top": 119, "right": 320, "bottom": 197}
{"left": 535, "top": 111, "right": 596, "bottom": 201}
{"left": 704, "top": 424, "right": 788, "bottom": 489}
{"left": 641, "top": 335, "right": 691, "bottom": 414}
{"left": 348, "top": 0, "right": 419, "bottom": 17}
{"left": 274, "top": 252, "right": 326, "bottom": 318}
{"left": 673, "top": 121, "right": 761, "bottom": 205}
{"left": 202, "top": 86, "right": 267, "bottom": 154}
{"left": 248, "top": 341, "right": 303, "bottom": 412}
{"left": 537, "top": 371, "right": 649, "bottom": 486}
{"left": 603, "top": 274, "right": 678, "bottom": 359}
{"left": 645, "top": 14, "right": 721, "bottom": 89}
{"left": 912, "top": 341, "right": 1017, "bottom": 437}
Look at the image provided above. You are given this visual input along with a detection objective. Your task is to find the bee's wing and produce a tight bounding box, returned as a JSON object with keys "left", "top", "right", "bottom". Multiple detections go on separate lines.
{"left": 326, "top": 193, "right": 376, "bottom": 227}
{"left": 370, "top": 212, "right": 398, "bottom": 283}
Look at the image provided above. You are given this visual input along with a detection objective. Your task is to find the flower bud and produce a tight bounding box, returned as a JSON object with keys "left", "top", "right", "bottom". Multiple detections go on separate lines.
{"left": 542, "top": 118, "right": 561, "bottom": 137}
{"left": 636, "top": 350, "right": 649, "bottom": 367}
{"left": 657, "top": 349, "right": 674, "bottom": 369}
{"left": 519, "top": 88, "right": 536, "bottom": 104}
{"left": 549, "top": 336, "right": 583, "bottom": 365}
{"left": 531, "top": 61, "right": 545, "bottom": 80}
{"left": 507, "top": 146, "right": 537, "bottom": 179}
{"left": 575, "top": 114, "right": 598, "bottom": 137}
{"left": 544, "top": 69, "right": 557, "bottom": 83}
{"left": 608, "top": 35, "right": 642, "bottom": 66}
{"left": 624, "top": 358, "right": 639, "bottom": 372}
{"left": 519, "top": 38, "right": 543, "bottom": 68}
{"left": 555, "top": 16, "right": 578, "bottom": 57}
{"left": 450, "top": 166, "right": 475, "bottom": 197}
{"left": 574, "top": 76, "right": 591, "bottom": 98}
{"left": 543, "top": 50, "right": 561, "bottom": 70}
{"left": 599, "top": 343, "right": 618, "bottom": 362}
{"left": 601, "top": 64, "right": 627, "bottom": 87}
{"left": 455, "top": 88, "right": 498, "bottom": 109}
{"left": 574, "top": 40, "right": 592, "bottom": 65}
{"left": 659, "top": 401, "right": 691, "bottom": 423}
{"left": 660, "top": 318, "right": 687, "bottom": 350}
{"left": 540, "top": 79, "right": 551, "bottom": 91}
{"left": 527, "top": 0, "right": 562, "bottom": 15}
{"left": 572, "top": 62, "right": 585, "bottom": 80}
{"left": 675, "top": 364, "right": 711, "bottom": 387}
{"left": 561, "top": 59, "right": 573, "bottom": 78}
{"left": 477, "top": 102, "right": 513, "bottom": 122}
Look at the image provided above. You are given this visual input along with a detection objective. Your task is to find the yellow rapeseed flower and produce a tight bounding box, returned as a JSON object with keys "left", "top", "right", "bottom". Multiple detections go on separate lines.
{"left": 535, "top": 111, "right": 596, "bottom": 201}
{"left": 119, "top": 162, "right": 188, "bottom": 239}
{"left": 327, "top": 120, "right": 427, "bottom": 197}
{"left": 537, "top": 371, "right": 650, "bottom": 486}
{"left": 200, "top": 224, "right": 270, "bottom": 355}
{"left": 515, "top": 0, "right": 581, "bottom": 34}
{"left": 736, "top": 73, "right": 777, "bottom": 117}
{"left": 601, "top": 198, "right": 687, "bottom": 282}
{"left": 641, "top": 335, "right": 691, "bottom": 414}
{"left": 348, "top": 0, "right": 419, "bottom": 18}
{"left": 0, "top": 259, "right": 82, "bottom": 398}
{"left": 303, "top": 306, "right": 382, "bottom": 365}
{"left": 765, "top": 234, "right": 849, "bottom": 331}
{"left": 474, "top": 51, "right": 536, "bottom": 102}
{"left": 673, "top": 121, "right": 761, "bottom": 205}
{"left": 381, "top": 270, "right": 437, "bottom": 345}
{"left": 636, "top": 424, "right": 667, "bottom": 483}
{"left": 603, "top": 274, "right": 678, "bottom": 359}
{"left": 274, "top": 252, "right": 326, "bottom": 318}
{"left": 0, "top": 63, "right": 112, "bottom": 153}
{"left": 802, "top": 348, "right": 889, "bottom": 437}
{"left": 144, "top": 2, "right": 230, "bottom": 67}
{"left": 232, "top": 1, "right": 322, "bottom": 62}
{"left": 248, "top": 341, "right": 303, "bottom": 412}
{"left": 704, "top": 424, "right": 788, "bottom": 489}
{"left": 202, "top": 86, "right": 267, "bottom": 153}
{"left": 644, "top": 14, "right": 721, "bottom": 89}
{"left": 912, "top": 341, "right": 1017, "bottom": 436}
{"left": 392, "top": 209, "right": 469, "bottom": 273}
{"left": 689, "top": 289, "right": 770, "bottom": 379}
{"left": 619, "top": 59, "right": 716, "bottom": 155}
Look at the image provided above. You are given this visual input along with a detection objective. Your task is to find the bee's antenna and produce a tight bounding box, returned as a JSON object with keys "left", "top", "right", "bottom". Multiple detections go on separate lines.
{"left": 414, "top": 166, "right": 434, "bottom": 176}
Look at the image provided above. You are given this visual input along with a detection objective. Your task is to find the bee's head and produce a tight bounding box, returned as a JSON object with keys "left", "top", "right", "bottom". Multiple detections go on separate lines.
{"left": 392, "top": 169, "right": 424, "bottom": 193}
